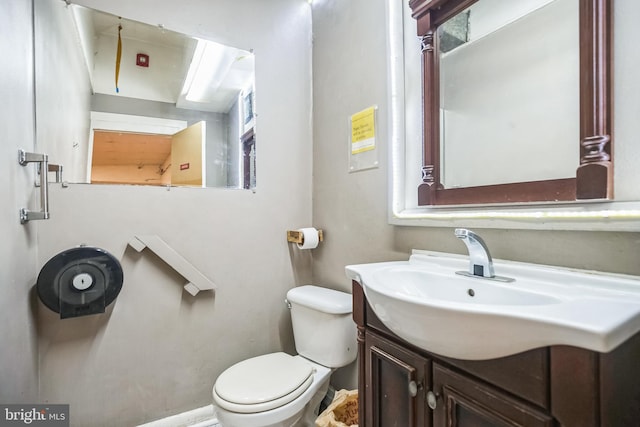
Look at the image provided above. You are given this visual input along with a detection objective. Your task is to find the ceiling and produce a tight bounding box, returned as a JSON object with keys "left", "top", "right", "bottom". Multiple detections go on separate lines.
{"left": 75, "top": 5, "right": 254, "bottom": 114}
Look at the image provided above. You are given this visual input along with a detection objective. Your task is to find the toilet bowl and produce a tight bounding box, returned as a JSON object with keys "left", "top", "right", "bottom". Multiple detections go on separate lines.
{"left": 213, "top": 353, "right": 331, "bottom": 427}
{"left": 212, "top": 286, "right": 356, "bottom": 427}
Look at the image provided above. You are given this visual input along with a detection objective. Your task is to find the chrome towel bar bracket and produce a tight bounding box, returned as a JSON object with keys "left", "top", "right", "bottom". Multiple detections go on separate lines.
{"left": 19, "top": 149, "right": 50, "bottom": 223}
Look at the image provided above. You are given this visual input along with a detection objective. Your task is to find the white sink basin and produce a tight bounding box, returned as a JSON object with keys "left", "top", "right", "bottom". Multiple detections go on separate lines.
{"left": 346, "top": 251, "right": 640, "bottom": 360}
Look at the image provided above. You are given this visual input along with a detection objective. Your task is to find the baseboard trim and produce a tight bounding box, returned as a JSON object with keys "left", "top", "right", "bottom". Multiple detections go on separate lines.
{"left": 137, "top": 404, "right": 218, "bottom": 427}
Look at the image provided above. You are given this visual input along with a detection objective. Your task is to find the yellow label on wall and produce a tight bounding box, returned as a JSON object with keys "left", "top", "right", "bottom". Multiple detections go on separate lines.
{"left": 351, "top": 106, "right": 376, "bottom": 154}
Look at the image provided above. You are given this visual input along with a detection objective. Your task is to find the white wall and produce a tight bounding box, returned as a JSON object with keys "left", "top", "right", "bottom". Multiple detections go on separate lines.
{"left": 440, "top": 0, "right": 578, "bottom": 188}
{"left": 34, "top": 0, "right": 93, "bottom": 183}
{"left": 468, "top": 0, "right": 555, "bottom": 40}
{"left": 93, "top": 33, "right": 186, "bottom": 103}
{"left": 33, "top": 0, "right": 313, "bottom": 425}
{"left": 0, "top": 0, "right": 39, "bottom": 403}
{"left": 610, "top": 0, "right": 640, "bottom": 201}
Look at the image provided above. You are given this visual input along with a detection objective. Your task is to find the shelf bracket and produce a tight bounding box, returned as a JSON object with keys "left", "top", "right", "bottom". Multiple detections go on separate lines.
{"left": 128, "top": 235, "right": 216, "bottom": 296}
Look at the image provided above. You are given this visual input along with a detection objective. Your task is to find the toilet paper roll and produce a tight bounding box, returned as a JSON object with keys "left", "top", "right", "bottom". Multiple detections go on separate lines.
{"left": 297, "top": 227, "right": 320, "bottom": 250}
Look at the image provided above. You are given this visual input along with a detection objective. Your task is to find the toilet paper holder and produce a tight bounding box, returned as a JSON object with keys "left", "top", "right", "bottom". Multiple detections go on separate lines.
{"left": 36, "top": 246, "right": 124, "bottom": 319}
{"left": 286, "top": 229, "right": 324, "bottom": 244}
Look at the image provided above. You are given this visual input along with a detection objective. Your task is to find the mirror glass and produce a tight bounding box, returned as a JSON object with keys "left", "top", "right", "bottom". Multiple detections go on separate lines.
{"left": 34, "top": 0, "right": 256, "bottom": 188}
{"left": 438, "top": 0, "right": 579, "bottom": 189}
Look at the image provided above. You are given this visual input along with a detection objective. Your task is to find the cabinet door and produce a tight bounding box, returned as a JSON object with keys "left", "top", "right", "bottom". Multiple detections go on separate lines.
{"left": 365, "top": 332, "right": 430, "bottom": 427}
{"left": 432, "top": 364, "right": 554, "bottom": 427}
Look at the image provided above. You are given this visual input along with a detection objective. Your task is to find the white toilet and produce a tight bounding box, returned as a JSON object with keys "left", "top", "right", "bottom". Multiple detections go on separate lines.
{"left": 212, "top": 285, "right": 357, "bottom": 427}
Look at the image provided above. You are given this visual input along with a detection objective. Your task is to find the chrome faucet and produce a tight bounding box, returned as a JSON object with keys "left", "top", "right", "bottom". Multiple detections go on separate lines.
{"left": 454, "top": 228, "right": 495, "bottom": 278}
{"left": 454, "top": 228, "right": 514, "bottom": 282}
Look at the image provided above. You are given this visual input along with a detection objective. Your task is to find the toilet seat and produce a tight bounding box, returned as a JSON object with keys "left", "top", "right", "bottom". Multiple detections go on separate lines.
{"left": 213, "top": 352, "right": 314, "bottom": 414}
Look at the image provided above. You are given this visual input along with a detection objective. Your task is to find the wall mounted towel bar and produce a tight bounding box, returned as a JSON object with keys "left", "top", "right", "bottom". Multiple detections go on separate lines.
{"left": 19, "top": 149, "right": 63, "bottom": 223}
{"left": 19, "top": 149, "right": 49, "bottom": 223}
{"left": 128, "top": 235, "right": 217, "bottom": 296}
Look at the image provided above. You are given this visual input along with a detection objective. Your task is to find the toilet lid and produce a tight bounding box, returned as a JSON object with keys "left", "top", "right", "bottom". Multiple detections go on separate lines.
{"left": 214, "top": 353, "right": 314, "bottom": 413}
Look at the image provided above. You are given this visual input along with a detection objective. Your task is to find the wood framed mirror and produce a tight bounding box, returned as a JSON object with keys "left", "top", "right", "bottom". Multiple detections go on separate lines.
{"left": 408, "top": 0, "right": 612, "bottom": 206}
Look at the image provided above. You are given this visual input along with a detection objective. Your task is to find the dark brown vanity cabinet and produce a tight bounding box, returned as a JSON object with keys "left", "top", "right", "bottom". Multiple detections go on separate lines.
{"left": 365, "top": 331, "right": 430, "bottom": 427}
{"left": 353, "top": 281, "right": 640, "bottom": 427}
{"left": 431, "top": 364, "right": 553, "bottom": 427}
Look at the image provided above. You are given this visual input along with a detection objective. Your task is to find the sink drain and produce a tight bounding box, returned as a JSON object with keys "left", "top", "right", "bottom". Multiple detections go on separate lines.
{"left": 467, "top": 289, "right": 475, "bottom": 297}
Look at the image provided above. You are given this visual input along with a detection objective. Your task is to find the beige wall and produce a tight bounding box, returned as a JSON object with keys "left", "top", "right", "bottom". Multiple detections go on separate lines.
{"left": 0, "top": 0, "right": 39, "bottom": 403}
{"left": 34, "top": 0, "right": 92, "bottom": 185}
{"left": 311, "top": 0, "right": 640, "bottom": 388}
{"left": 5, "top": 0, "right": 640, "bottom": 423}
{"left": 32, "top": 0, "right": 313, "bottom": 425}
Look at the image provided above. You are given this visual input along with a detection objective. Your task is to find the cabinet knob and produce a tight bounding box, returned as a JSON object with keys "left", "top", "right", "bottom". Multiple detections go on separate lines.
{"left": 427, "top": 390, "right": 439, "bottom": 410}
{"left": 408, "top": 380, "right": 423, "bottom": 397}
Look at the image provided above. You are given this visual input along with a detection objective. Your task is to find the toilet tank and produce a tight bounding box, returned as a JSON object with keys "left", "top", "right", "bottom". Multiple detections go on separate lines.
{"left": 286, "top": 285, "right": 357, "bottom": 368}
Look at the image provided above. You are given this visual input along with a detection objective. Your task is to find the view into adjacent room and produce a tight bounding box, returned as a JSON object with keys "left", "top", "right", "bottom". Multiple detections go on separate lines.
{"left": 40, "top": 3, "right": 257, "bottom": 188}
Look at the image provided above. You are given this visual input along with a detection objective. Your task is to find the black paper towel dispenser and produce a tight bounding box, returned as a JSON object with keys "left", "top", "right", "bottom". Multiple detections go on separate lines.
{"left": 37, "top": 246, "right": 123, "bottom": 319}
